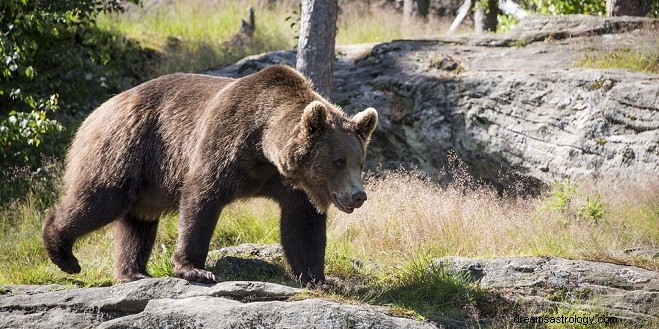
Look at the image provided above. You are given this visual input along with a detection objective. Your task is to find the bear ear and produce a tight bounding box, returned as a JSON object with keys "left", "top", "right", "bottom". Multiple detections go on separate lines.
{"left": 353, "top": 107, "right": 378, "bottom": 142}
{"left": 301, "top": 101, "right": 328, "bottom": 135}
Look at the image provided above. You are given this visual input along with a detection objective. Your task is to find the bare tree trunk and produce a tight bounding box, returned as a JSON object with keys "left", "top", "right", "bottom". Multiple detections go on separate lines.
{"left": 474, "top": 0, "right": 499, "bottom": 34}
{"left": 449, "top": 0, "right": 525, "bottom": 35}
{"left": 417, "top": 0, "right": 430, "bottom": 19}
{"left": 607, "top": 0, "right": 650, "bottom": 16}
{"left": 402, "top": 0, "right": 414, "bottom": 26}
{"left": 296, "top": 0, "right": 339, "bottom": 98}
{"left": 448, "top": 0, "right": 472, "bottom": 34}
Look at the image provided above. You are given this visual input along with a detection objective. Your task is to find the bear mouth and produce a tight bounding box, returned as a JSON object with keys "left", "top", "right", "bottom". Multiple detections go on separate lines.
{"left": 332, "top": 194, "right": 354, "bottom": 214}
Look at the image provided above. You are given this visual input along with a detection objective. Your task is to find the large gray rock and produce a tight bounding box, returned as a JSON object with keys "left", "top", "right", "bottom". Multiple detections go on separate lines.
{"left": 436, "top": 256, "right": 659, "bottom": 323}
{"left": 209, "top": 15, "right": 659, "bottom": 192}
{"left": 99, "top": 297, "right": 435, "bottom": 329}
{"left": 0, "top": 277, "right": 433, "bottom": 328}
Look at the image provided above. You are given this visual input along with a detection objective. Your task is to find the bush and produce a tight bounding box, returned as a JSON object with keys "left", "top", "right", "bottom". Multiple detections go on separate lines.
{"left": 1, "top": 0, "right": 151, "bottom": 203}
{"left": 498, "top": 0, "right": 607, "bottom": 32}
{"left": 531, "top": 0, "right": 605, "bottom": 15}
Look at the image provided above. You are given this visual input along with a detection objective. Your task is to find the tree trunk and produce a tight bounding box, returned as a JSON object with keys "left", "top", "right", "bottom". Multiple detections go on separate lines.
{"left": 402, "top": 0, "right": 414, "bottom": 26}
{"left": 474, "top": 0, "right": 499, "bottom": 34}
{"left": 296, "top": 0, "right": 339, "bottom": 99}
{"left": 606, "top": 0, "right": 650, "bottom": 16}
{"left": 417, "top": 0, "right": 430, "bottom": 19}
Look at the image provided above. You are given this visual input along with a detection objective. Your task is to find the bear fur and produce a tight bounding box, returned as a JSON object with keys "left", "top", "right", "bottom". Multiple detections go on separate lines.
{"left": 42, "top": 65, "right": 378, "bottom": 284}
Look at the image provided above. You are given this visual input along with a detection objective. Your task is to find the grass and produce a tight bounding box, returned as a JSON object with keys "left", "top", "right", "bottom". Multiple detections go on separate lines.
{"left": 335, "top": 2, "right": 459, "bottom": 45}
{"left": 329, "top": 170, "right": 659, "bottom": 271}
{"left": 577, "top": 48, "right": 659, "bottom": 74}
{"left": 94, "top": 0, "right": 461, "bottom": 77}
{"left": 1, "top": 162, "right": 657, "bottom": 325}
{"left": 96, "top": 0, "right": 298, "bottom": 75}
{"left": 575, "top": 26, "right": 659, "bottom": 76}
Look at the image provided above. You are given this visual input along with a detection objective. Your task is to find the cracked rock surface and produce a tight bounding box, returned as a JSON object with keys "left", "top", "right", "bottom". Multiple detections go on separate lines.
{"left": 437, "top": 256, "right": 659, "bottom": 324}
{"left": 0, "top": 277, "right": 433, "bottom": 329}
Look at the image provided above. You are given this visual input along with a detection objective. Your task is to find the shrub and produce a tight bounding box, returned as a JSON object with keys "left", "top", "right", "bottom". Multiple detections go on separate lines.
{"left": 0, "top": 0, "right": 151, "bottom": 203}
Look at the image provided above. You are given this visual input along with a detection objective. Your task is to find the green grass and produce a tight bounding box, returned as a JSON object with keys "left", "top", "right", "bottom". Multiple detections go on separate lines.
{"left": 1, "top": 151, "right": 657, "bottom": 325}
{"left": 96, "top": 0, "right": 298, "bottom": 76}
{"left": 576, "top": 48, "right": 659, "bottom": 74}
{"left": 1, "top": 168, "right": 657, "bottom": 325}
{"left": 94, "top": 0, "right": 459, "bottom": 76}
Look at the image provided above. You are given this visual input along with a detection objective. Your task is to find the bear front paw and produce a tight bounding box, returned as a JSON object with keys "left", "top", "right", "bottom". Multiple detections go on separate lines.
{"left": 174, "top": 267, "right": 218, "bottom": 283}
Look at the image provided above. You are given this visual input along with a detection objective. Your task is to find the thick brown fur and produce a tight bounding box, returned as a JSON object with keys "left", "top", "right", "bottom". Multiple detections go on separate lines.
{"left": 42, "top": 65, "right": 378, "bottom": 284}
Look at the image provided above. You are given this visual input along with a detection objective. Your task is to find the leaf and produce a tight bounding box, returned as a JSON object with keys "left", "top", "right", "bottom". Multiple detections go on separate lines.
{"left": 24, "top": 66, "right": 35, "bottom": 78}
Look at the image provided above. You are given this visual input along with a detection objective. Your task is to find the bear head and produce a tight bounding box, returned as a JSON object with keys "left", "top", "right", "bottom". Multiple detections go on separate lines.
{"left": 275, "top": 101, "right": 378, "bottom": 214}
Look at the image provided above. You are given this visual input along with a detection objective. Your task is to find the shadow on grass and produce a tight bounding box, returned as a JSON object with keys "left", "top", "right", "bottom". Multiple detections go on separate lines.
{"left": 319, "top": 260, "right": 516, "bottom": 327}
{"left": 206, "top": 256, "right": 299, "bottom": 287}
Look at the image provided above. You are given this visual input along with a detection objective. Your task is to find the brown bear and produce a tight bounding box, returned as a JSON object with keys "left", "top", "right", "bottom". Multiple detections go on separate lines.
{"left": 42, "top": 65, "right": 378, "bottom": 285}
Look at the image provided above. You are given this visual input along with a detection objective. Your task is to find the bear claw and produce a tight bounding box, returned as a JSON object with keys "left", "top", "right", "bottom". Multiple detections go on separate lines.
{"left": 174, "top": 268, "right": 218, "bottom": 283}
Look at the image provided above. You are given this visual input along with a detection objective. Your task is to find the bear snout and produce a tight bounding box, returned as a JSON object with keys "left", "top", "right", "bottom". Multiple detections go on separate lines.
{"left": 351, "top": 191, "right": 367, "bottom": 208}
{"left": 332, "top": 190, "right": 367, "bottom": 213}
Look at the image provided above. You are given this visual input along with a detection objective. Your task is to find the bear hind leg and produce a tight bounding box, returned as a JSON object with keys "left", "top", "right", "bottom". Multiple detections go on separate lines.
{"left": 113, "top": 214, "right": 159, "bottom": 283}
{"left": 42, "top": 210, "right": 82, "bottom": 274}
{"left": 42, "top": 187, "right": 131, "bottom": 275}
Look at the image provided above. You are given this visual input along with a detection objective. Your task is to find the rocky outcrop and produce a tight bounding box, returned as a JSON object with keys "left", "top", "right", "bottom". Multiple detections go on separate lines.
{"left": 210, "top": 15, "right": 659, "bottom": 192}
{"left": 3, "top": 245, "right": 658, "bottom": 328}
{"left": 437, "top": 256, "right": 659, "bottom": 324}
{"left": 0, "top": 277, "right": 433, "bottom": 329}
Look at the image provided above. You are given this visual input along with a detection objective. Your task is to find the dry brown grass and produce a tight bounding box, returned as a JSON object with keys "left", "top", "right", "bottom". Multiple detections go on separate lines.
{"left": 336, "top": 2, "right": 464, "bottom": 45}
{"left": 329, "top": 169, "right": 659, "bottom": 271}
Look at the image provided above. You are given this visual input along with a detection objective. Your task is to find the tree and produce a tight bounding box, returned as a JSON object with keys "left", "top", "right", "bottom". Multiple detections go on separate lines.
{"left": 474, "top": 0, "right": 499, "bottom": 34}
{"left": 402, "top": 0, "right": 431, "bottom": 24}
{"left": 295, "top": 0, "right": 339, "bottom": 99}
{"left": 607, "top": 0, "right": 650, "bottom": 16}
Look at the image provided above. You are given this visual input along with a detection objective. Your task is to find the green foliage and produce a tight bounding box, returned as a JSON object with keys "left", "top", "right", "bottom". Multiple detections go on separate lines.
{"left": 531, "top": 0, "right": 606, "bottom": 15}
{"left": 497, "top": 14, "right": 520, "bottom": 33}
{"left": 579, "top": 195, "right": 604, "bottom": 223}
{"left": 498, "top": 0, "right": 607, "bottom": 32}
{"left": 1, "top": 0, "right": 152, "bottom": 203}
{"left": 543, "top": 179, "right": 605, "bottom": 224}
{"left": 545, "top": 179, "right": 578, "bottom": 212}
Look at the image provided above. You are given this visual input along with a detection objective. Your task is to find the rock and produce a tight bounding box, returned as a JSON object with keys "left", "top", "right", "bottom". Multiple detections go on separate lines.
{"left": 206, "top": 243, "right": 287, "bottom": 282}
{"left": 208, "top": 15, "right": 659, "bottom": 192}
{"left": 1, "top": 277, "right": 432, "bottom": 328}
{"left": 99, "top": 297, "right": 435, "bottom": 329}
{"left": 210, "top": 243, "right": 284, "bottom": 260}
{"left": 624, "top": 248, "right": 659, "bottom": 258}
{"left": 435, "top": 256, "right": 659, "bottom": 323}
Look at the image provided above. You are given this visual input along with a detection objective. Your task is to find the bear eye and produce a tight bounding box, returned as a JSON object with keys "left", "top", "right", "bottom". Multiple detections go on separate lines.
{"left": 334, "top": 159, "right": 346, "bottom": 168}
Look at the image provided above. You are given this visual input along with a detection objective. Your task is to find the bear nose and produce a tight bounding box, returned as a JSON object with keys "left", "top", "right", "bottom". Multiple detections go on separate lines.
{"left": 351, "top": 191, "right": 367, "bottom": 207}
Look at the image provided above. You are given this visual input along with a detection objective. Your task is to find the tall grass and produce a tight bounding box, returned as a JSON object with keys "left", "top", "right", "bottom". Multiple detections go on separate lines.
{"left": 96, "top": 0, "right": 299, "bottom": 75}
{"left": 329, "top": 170, "right": 659, "bottom": 272}
{"left": 1, "top": 166, "right": 656, "bottom": 324}
{"left": 95, "top": 0, "right": 459, "bottom": 76}
{"left": 335, "top": 2, "right": 458, "bottom": 45}
{"left": 1, "top": 167, "right": 657, "bottom": 286}
{"left": 575, "top": 27, "right": 659, "bottom": 74}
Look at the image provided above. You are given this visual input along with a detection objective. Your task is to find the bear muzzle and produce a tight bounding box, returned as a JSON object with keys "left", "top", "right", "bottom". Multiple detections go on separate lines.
{"left": 332, "top": 190, "right": 367, "bottom": 214}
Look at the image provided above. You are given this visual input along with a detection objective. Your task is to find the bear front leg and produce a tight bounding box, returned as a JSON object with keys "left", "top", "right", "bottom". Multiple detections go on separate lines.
{"left": 279, "top": 190, "right": 327, "bottom": 285}
{"left": 173, "top": 186, "right": 227, "bottom": 283}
